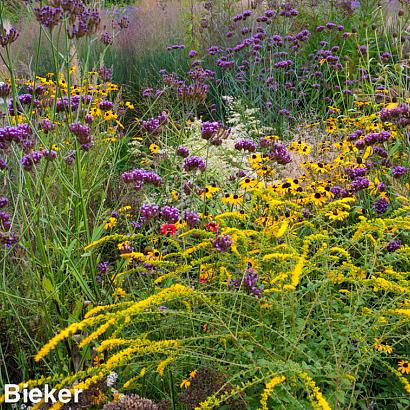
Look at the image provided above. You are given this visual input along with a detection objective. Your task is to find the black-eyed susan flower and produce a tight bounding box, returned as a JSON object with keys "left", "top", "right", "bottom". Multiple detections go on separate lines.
{"left": 240, "top": 178, "right": 262, "bottom": 190}
{"left": 221, "top": 193, "right": 243, "bottom": 205}
{"left": 104, "top": 110, "right": 118, "bottom": 121}
{"left": 311, "top": 191, "right": 327, "bottom": 206}
{"left": 289, "top": 140, "right": 312, "bottom": 155}
{"left": 201, "top": 184, "right": 220, "bottom": 199}
{"left": 104, "top": 217, "right": 117, "bottom": 230}
{"left": 149, "top": 143, "right": 160, "bottom": 154}
{"left": 325, "top": 208, "right": 349, "bottom": 221}
{"left": 398, "top": 360, "right": 410, "bottom": 374}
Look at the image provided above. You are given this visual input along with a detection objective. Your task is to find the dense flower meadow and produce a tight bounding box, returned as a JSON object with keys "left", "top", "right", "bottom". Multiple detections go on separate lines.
{"left": 0, "top": 0, "right": 409, "bottom": 409}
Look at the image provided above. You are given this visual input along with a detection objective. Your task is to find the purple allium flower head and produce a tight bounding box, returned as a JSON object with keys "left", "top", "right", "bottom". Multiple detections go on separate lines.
{"left": 99, "top": 100, "right": 114, "bottom": 111}
{"left": 34, "top": 6, "right": 64, "bottom": 29}
{"left": 69, "top": 122, "right": 93, "bottom": 150}
{"left": 183, "top": 180, "right": 194, "bottom": 195}
{"left": 21, "top": 151, "right": 44, "bottom": 171}
{"left": 183, "top": 156, "right": 206, "bottom": 172}
{"left": 269, "top": 142, "right": 292, "bottom": 164}
{"left": 347, "top": 166, "right": 368, "bottom": 179}
{"left": 201, "top": 121, "right": 220, "bottom": 140}
{"left": 377, "top": 181, "right": 387, "bottom": 192}
{"left": 160, "top": 206, "right": 180, "bottom": 223}
{"left": 0, "top": 83, "right": 11, "bottom": 98}
{"left": 385, "top": 239, "right": 401, "bottom": 252}
{"left": 100, "top": 31, "right": 113, "bottom": 45}
{"left": 39, "top": 119, "right": 56, "bottom": 134}
{"left": 117, "top": 16, "right": 129, "bottom": 29}
{"left": 212, "top": 234, "right": 233, "bottom": 252}
{"left": 141, "top": 112, "right": 169, "bottom": 134}
{"left": 64, "top": 150, "right": 76, "bottom": 166}
{"left": 98, "top": 67, "right": 112, "bottom": 82}
{"left": 234, "top": 139, "right": 257, "bottom": 152}
{"left": 140, "top": 204, "right": 160, "bottom": 221}
{"left": 121, "top": 169, "right": 162, "bottom": 190}
{"left": 97, "top": 261, "right": 109, "bottom": 274}
{"left": 243, "top": 270, "right": 263, "bottom": 298}
{"left": 0, "top": 197, "right": 8, "bottom": 208}
{"left": 0, "top": 26, "right": 19, "bottom": 47}
{"left": 392, "top": 166, "right": 407, "bottom": 178}
{"left": 350, "top": 177, "right": 370, "bottom": 192}
{"left": 184, "top": 210, "right": 200, "bottom": 227}
{"left": 0, "top": 212, "right": 11, "bottom": 230}
{"left": 176, "top": 146, "right": 190, "bottom": 158}
{"left": 374, "top": 197, "right": 389, "bottom": 214}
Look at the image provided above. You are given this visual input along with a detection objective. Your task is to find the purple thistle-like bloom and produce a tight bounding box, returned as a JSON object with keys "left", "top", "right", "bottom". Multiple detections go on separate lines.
{"left": 377, "top": 182, "right": 387, "bottom": 192}
{"left": 212, "top": 234, "right": 233, "bottom": 252}
{"left": 176, "top": 146, "right": 190, "bottom": 158}
{"left": 243, "top": 270, "right": 264, "bottom": 298}
{"left": 373, "top": 146, "right": 388, "bottom": 158}
{"left": 350, "top": 177, "right": 370, "bottom": 192}
{"left": 201, "top": 121, "right": 221, "bottom": 140}
{"left": 274, "top": 60, "right": 293, "bottom": 69}
{"left": 0, "top": 197, "right": 8, "bottom": 208}
{"left": 183, "top": 156, "right": 206, "bottom": 172}
{"left": 184, "top": 210, "right": 200, "bottom": 227}
{"left": 69, "top": 122, "right": 93, "bottom": 150}
{"left": 234, "top": 139, "right": 257, "bottom": 152}
{"left": 21, "top": 151, "right": 43, "bottom": 171}
{"left": 97, "top": 261, "right": 109, "bottom": 273}
{"left": 0, "top": 231, "right": 19, "bottom": 246}
{"left": 100, "top": 31, "right": 113, "bottom": 45}
{"left": 183, "top": 180, "right": 194, "bottom": 195}
{"left": 269, "top": 142, "right": 292, "bottom": 165}
{"left": 380, "top": 103, "right": 410, "bottom": 126}
{"left": 0, "top": 83, "right": 11, "bottom": 98}
{"left": 347, "top": 166, "right": 368, "bottom": 179}
{"left": 141, "top": 112, "right": 169, "bottom": 134}
{"left": 0, "top": 26, "right": 19, "bottom": 47}
{"left": 34, "top": 6, "right": 64, "bottom": 29}
{"left": 99, "top": 100, "right": 114, "bottom": 110}
{"left": 121, "top": 168, "right": 162, "bottom": 191}
{"left": 0, "top": 124, "right": 33, "bottom": 151}
{"left": 374, "top": 197, "right": 389, "bottom": 214}
{"left": 98, "top": 67, "right": 112, "bottom": 82}
{"left": 392, "top": 166, "right": 407, "bottom": 178}
{"left": 385, "top": 239, "right": 401, "bottom": 252}
{"left": 359, "top": 45, "right": 367, "bottom": 55}
{"left": 380, "top": 52, "right": 391, "bottom": 62}
{"left": 64, "top": 150, "right": 76, "bottom": 166}
{"left": 117, "top": 16, "right": 129, "bottom": 29}
{"left": 0, "top": 212, "right": 11, "bottom": 230}
{"left": 160, "top": 206, "right": 180, "bottom": 223}
{"left": 140, "top": 204, "right": 159, "bottom": 221}
{"left": 39, "top": 119, "right": 56, "bottom": 134}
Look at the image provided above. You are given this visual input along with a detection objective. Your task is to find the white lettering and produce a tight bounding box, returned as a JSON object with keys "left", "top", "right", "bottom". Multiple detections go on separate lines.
{"left": 4, "top": 385, "right": 20, "bottom": 403}
{"left": 58, "top": 389, "right": 72, "bottom": 403}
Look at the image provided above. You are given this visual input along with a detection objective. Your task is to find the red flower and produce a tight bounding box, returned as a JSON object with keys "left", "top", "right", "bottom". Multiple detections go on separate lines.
{"left": 160, "top": 223, "right": 177, "bottom": 236}
{"left": 205, "top": 221, "right": 219, "bottom": 232}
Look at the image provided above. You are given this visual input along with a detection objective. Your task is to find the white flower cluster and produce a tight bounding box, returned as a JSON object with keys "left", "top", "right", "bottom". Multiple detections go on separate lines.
{"left": 107, "top": 371, "right": 118, "bottom": 387}
{"left": 223, "top": 96, "right": 273, "bottom": 140}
